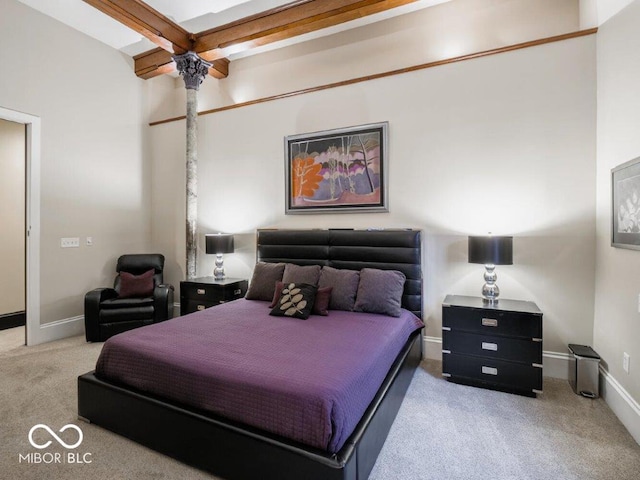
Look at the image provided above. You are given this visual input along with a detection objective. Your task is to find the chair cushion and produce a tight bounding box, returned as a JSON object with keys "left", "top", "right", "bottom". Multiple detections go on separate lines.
{"left": 101, "top": 297, "right": 154, "bottom": 309}
{"left": 119, "top": 269, "right": 155, "bottom": 298}
{"left": 99, "top": 306, "right": 154, "bottom": 322}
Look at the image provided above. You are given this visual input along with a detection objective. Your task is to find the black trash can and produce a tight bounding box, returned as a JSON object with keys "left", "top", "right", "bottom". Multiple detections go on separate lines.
{"left": 568, "top": 344, "right": 601, "bottom": 398}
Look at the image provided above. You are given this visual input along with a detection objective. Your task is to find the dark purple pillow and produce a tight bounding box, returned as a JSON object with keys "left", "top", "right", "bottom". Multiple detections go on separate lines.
{"left": 245, "top": 262, "right": 286, "bottom": 301}
{"left": 282, "top": 263, "right": 321, "bottom": 286}
{"left": 119, "top": 269, "right": 154, "bottom": 298}
{"left": 353, "top": 268, "right": 406, "bottom": 317}
{"left": 318, "top": 266, "right": 360, "bottom": 311}
{"left": 270, "top": 280, "right": 332, "bottom": 316}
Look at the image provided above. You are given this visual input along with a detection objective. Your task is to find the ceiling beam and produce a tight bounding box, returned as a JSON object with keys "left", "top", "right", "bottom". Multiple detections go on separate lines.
{"left": 134, "top": 0, "right": 420, "bottom": 79}
{"left": 83, "top": 0, "right": 193, "bottom": 53}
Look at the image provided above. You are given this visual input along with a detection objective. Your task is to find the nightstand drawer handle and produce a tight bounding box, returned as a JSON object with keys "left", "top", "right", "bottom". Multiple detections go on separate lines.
{"left": 482, "top": 366, "right": 498, "bottom": 376}
{"left": 197, "top": 304, "right": 206, "bottom": 311}
{"left": 234, "top": 289, "right": 242, "bottom": 295}
{"left": 197, "top": 289, "right": 206, "bottom": 295}
{"left": 482, "top": 318, "right": 498, "bottom": 327}
{"left": 482, "top": 342, "right": 498, "bottom": 351}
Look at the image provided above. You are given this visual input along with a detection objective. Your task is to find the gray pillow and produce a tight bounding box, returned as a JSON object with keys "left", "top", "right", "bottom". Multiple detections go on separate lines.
{"left": 318, "top": 266, "right": 360, "bottom": 311}
{"left": 245, "top": 262, "right": 285, "bottom": 301}
{"left": 282, "top": 263, "right": 321, "bottom": 286}
{"left": 353, "top": 268, "right": 406, "bottom": 317}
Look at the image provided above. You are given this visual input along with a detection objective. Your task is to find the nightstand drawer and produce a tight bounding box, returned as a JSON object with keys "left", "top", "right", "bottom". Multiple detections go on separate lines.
{"left": 180, "top": 278, "right": 248, "bottom": 316}
{"left": 443, "top": 352, "right": 542, "bottom": 393}
{"left": 181, "top": 281, "right": 247, "bottom": 302}
{"left": 443, "top": 306, "right": 542, "bottom": 339}
{"left": 443, "top": 331, "right": 542, "bottom": 364}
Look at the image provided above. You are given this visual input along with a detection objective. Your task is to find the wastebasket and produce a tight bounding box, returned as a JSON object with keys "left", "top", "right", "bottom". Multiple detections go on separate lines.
{"left": 568, "top": 344, "right": 601, "bottom": 398}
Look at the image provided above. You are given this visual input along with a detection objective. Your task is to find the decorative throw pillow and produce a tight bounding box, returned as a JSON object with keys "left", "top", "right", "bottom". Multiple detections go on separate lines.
{"left": 353, "top": 268, "right": 406, "bottom": 317}
{"left": 318, "top": 266, "right": 360, "bottom": 311}
{"left": 269, "top": 283, "right": 317, "bottom": 320}
{"left": 270, "top": 281, "right": 332, "bottom": 316}
{"left": 245, "top": 262, "right": 286, "bottom": 301}
{"left": 119, "top": 269, "right": 155, "bottom": 298}
{"left": 282, "top": 263, "right": 321, "bottom": 286}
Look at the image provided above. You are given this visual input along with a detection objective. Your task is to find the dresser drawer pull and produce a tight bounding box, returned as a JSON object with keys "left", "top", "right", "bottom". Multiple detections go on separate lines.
{"left": 482, "top": 318, "right": 498, "bottom": 327}
{"left": 197, "top": 288, "right": 206, "bottom": 295}
{"left": 482, "top": 366, "right": 498, "bottom": 376}
{"left": 234, "top": 289, "right": 242, "bottom": 295}
{"left": 482, "top": 342, "right": 498, "bottom": 351}
{"left": 196, "top": 304, "right": 206, "bottom": 311}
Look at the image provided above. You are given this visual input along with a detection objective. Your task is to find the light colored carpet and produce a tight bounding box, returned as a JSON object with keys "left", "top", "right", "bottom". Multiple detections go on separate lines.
{"left": 1, "top": 333, "right": 638, "bottom": 480}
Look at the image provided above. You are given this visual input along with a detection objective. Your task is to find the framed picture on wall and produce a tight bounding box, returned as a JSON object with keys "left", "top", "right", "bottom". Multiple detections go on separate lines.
{"left": 284, "top": 122, "right": 389, "bottom": 214}
{"left": 612, "top": 156, "right": 640, "bottom": 249}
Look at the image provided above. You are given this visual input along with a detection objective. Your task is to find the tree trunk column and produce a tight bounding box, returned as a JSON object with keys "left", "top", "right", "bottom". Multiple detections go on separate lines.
{"left": 173, "top": 52, "right": 212, "bottom": 280}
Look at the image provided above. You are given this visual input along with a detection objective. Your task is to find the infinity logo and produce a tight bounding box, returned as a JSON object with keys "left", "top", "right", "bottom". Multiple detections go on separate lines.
{"left": 28, "top": 424, "right": 83, "bottom": 450}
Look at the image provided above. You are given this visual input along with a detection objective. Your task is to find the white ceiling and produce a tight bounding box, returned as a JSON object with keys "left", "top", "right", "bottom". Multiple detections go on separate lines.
{"left": 17, "top": 0, "right": 453, "bottom": 60}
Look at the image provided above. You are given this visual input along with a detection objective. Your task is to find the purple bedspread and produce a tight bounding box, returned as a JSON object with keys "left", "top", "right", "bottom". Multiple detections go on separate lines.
{"left": 95, "top": 299, "right": 423, "bottom": 452}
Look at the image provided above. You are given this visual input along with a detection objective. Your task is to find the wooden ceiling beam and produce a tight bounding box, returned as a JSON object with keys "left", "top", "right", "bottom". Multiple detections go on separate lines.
{"left": 83, "top": 0, "right": 193, "bottom": 53}
{"left": 134, "top": 0, "right": 419, "bottom": 78}
{"left": 195, "top": 0, "right": 418, "bottom": 56}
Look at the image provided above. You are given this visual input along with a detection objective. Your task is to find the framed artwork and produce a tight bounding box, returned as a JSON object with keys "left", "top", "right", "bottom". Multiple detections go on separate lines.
{"left": 285, "top": 122, "right": 388, "bottom": 214}
{"left": 612, "top": 157, "right": 640, "bottom": 249}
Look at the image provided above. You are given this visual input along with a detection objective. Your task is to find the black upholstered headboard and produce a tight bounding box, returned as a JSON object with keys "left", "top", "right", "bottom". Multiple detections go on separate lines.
{"left": 256, "top": 229, "right": 423, "bottom": 319}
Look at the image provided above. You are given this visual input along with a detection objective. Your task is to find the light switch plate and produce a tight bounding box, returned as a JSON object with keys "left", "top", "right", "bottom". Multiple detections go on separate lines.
{"left": 61, "top": 237, "right": 80, "bottom": 248}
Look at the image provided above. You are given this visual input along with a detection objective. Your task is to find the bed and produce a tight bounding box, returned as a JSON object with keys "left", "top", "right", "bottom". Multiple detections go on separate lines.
{"left": 78, "top": 228, "right": 423, "bottom": 480}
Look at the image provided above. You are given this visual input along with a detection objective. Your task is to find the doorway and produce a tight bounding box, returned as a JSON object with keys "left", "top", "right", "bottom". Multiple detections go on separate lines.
{"left": 0, "top": 107, "right": 40, "bottom": 346}
{"left": 0, "top": 118, "right": 25, "bottom": 345}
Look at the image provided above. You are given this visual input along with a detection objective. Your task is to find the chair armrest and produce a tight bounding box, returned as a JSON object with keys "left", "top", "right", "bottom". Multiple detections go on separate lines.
{"left": 84, "top": 288, "right": 117, "bottom": 342}
{"left": 153, "top": 284, "right": 175, "bottom": 322}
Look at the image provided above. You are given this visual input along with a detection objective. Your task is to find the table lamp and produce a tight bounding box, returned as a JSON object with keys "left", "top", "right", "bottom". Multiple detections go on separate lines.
{"left": 468, "top": 235, "right": 513, "bottom": 303}
{"left": 206, "top": 233, "right": 234, "bottom": 280}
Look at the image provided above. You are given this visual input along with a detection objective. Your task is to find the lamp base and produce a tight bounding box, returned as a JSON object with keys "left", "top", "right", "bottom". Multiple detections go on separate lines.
{"left": 481, "top": 264, "right": 500, "bottom": 304}
{"left": 213, "top": 254, "right": 225, "bottom": 281}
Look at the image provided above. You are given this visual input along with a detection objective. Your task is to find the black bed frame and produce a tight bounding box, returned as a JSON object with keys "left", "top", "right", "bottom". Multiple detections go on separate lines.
{"left": 78, "top": 229, "right": 423, "bottom": 480}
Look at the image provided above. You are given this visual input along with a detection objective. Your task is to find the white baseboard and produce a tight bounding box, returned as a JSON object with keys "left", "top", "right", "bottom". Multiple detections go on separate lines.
{"left": 29, "top": 315, "right": 84, "bottom": 345}
{"left": 600, "top": 367, "right": 640, "bottom": 445}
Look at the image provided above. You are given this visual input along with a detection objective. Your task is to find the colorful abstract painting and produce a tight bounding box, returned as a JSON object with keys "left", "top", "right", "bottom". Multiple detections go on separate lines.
{"left": 285, "top": 122, "right": 388, "bottom": 214}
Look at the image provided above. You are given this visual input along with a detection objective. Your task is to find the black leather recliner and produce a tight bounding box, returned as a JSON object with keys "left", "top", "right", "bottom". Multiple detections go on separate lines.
{"left": 84, "top": 254, "right": 174, "bottom": 342}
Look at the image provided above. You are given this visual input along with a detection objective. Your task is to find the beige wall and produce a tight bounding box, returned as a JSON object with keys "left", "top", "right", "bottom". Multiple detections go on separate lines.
{"left": 149, "top": 0, "right": 581, "bottom": 124}
{"left": 594, "top": 0, "right": 640, "bottom": 408}
{"left": 150, "top": 32, "right": 597, "bottom": 356}
{"left": 0, "top": 119, "right": 26, "bottom": 315}
{"left": 0, "top": 0, "right": 151, "bottom": 325}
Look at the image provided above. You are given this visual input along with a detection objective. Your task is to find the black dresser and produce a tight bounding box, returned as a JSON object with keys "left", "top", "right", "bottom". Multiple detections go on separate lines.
{"left": 442, "top": 295, "right": 543, "bottom": 397}
{"left": 180, "top": 277, "right": 248, "bottom": 316}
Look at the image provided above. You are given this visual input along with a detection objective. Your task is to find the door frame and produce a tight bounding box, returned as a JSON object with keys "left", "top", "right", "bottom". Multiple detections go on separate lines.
{"left": 0, "top": 106, "right": 41, "bottom": 346}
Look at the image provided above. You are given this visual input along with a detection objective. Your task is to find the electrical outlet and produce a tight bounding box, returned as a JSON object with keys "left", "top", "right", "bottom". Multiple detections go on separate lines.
{"left": 637, "top": 294, "right": 640, "bottom": 313}
{"left": 60, "top": 237, "right": 80, "bottom": 248}
{"left": 623, "top": 352, "right": 630, "bottom": 374}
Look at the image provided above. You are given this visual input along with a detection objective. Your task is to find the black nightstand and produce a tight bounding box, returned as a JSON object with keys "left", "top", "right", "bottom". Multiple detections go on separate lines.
{"left": 180, "top": 277, "right": 248, "bottom": 316}
{"left": 442, "top": 295, "right": 543, "bottom": 397}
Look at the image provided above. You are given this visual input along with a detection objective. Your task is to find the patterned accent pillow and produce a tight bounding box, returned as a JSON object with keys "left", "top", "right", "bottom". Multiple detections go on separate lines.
{"left": 353, "top": 268, "right": 406, "bottom": 317}
{"left": 119, "top": 269, "right": 155, "bottom": 298}
{"left": 245, "top": 262, "right": 286, "bottom": 301}
{"left": 318, "top": 266, "right": 360, "bottom": 311}
{"left": 282, "top": 263, "right": 321, "bottom": 285}
{"left": 269, "top": 283, "right": 317, "bottom": 320}
{"left": 270, "top": 281, "right": 332, "bottom": 316}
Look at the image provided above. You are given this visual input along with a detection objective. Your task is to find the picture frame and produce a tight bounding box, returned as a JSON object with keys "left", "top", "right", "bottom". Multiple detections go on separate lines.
{"left": 284, "top": 122, "right": 389, "bottom": 214}
{"left": 612, "top": 156, "right": 640, "bottom": 249}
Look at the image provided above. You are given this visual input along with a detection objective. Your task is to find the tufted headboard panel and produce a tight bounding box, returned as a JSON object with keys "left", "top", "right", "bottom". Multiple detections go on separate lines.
{"left": 257, "top": 229, "right": 423, "bottom": 319}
